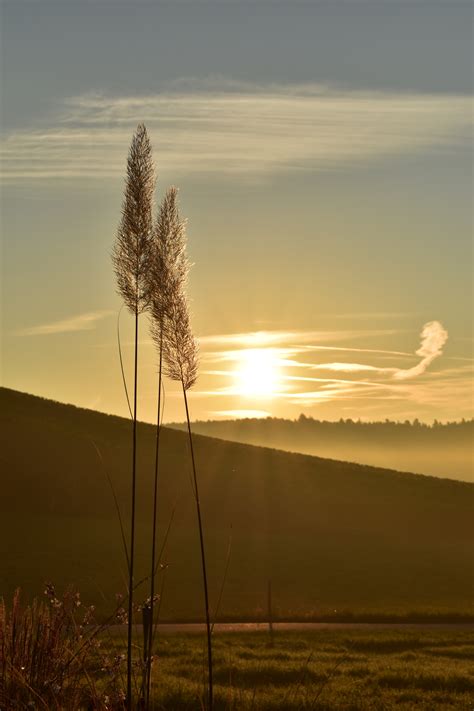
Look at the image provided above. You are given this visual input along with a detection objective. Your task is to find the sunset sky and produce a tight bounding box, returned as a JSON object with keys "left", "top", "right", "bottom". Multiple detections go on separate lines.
{"left": 1, "top": 0, "right": 472, "bottom": 423}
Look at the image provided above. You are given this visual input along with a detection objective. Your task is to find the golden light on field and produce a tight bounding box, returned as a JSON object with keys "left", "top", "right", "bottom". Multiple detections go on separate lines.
{"left": 233, "top": 348, "right": 283, "bottom": 398}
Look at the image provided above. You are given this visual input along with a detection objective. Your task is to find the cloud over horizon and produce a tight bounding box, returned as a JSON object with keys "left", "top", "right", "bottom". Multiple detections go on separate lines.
{"left": 1, "top": 82, "right": 471, "bottom": 181}
{"left": 194, "top": 321, "right": 458, "bottom": 413}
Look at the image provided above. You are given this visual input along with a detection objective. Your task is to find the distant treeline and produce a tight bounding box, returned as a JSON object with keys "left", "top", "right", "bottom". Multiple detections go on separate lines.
{"left": 172, "top": 415, "right": 474, "bottom": 444}
{"left": 170, "top": 416, "right": 474, "bottom": 481}
{"left": 296, "top": 416, "right": 473, "bottom": 428}
{"left": 187, "top": 415, "right": 473, "bottom": 430}
{"left": 270, "top": 415, "right": 473, "bottom": 442}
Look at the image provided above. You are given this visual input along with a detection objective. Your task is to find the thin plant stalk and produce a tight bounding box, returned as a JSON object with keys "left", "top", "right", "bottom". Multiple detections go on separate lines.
{"left": 112, "top": 124, "right": 155, "bottom": 710}
{"left": 127, "top": 304, "right": 139, "bottom": 709}
{"left": 148, "top": 186, "right": 212, "bottom": 708}
{"left": 145, "top": 186, "right": 188, "bottom": 708}
{"left": 182, "top": 384, "right": 213, "bottom": 711}
{"left": 145, "top": 326, "right": 163, "bottom": 709}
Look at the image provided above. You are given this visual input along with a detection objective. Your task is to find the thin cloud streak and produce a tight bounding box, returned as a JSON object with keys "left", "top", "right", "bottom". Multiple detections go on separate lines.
{"left": 1, "top": 84, "right": 471, "bottom": 181}
{"left": 199, "top": 328, "right": 402, "bottom": 349}
{"left": 297, "top": 345, "right": 414, "bottom": 357}
{"left": 17, "top": 310, "right": 113, "bottom": 336}
{"left": 195, "top": 321, "right": 464, "bottom": 413}
{"left": 197, "top": 369, "right": 472, "bottom": 411}
{"left": 310, "top": 362, "right": 397, "bottom": 374}
{"left": 326, "top": 311, "right": 416, "bottom": 319}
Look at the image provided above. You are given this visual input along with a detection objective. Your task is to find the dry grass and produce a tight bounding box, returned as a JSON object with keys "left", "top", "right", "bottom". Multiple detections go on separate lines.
{"left": 0, "top": 587, "right": 125, "bottom": 711}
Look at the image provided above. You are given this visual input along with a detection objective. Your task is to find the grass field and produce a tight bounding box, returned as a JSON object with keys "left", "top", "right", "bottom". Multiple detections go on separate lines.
{"left": 102, "top": 628, "right": 474, "bottom": 709}
{"left": 1, "top": 387, "right": 473, "bottom": 619}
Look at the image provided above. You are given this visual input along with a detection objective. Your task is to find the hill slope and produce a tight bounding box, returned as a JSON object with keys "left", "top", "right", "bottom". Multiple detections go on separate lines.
{"left": 1, "top": 387, "right": 472, "bottom": 619}
{"left": 170, "top": 417, "right": 474, "bottom": 482}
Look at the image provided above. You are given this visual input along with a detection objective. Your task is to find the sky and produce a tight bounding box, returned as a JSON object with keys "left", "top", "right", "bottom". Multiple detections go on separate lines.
{"left": 1, "top": 0, "right": 473, "bottom": 424}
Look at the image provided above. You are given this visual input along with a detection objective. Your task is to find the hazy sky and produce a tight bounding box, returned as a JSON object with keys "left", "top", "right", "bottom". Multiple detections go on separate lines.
{"left": 1, "top": 0, "right": 472, "bottom": 423}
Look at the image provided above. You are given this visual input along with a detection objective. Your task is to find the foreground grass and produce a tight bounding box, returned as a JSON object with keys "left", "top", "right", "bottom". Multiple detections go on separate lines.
{"left": 101, "top": 628, "right": 474, "bottom": 710}
{"left": 3, "top": 597, "right": 473, "bottom": 710}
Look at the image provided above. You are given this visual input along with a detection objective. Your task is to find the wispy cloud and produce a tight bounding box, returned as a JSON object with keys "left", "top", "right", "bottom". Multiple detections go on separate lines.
{"left": 1, "top": 82, "right": 471, "bottom": 181}
{"left": 310, "top": 362, "right": 396, "bottom": 374}
{"left": 324, "top": 312, "right": 416, "bottom": 320}
{"left": 17, "top": 310, "right": 113, "bottom": 336}
{"left": 199, "top": 328, "right": 401, "bottom": 349}
{"left": 393, "top": 321, "right": 448, "bottom": 380}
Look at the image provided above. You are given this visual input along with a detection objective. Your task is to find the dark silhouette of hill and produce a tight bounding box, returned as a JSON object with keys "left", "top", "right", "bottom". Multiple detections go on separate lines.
{"left": 1, "top": 387, "right": 472, "bottom": 619}
{"left": 170, "top": 415, "right": 474, "bottom": 482}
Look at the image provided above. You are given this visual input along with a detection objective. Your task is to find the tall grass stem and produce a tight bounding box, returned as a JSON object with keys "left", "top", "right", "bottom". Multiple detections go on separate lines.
{"left": 126, "top": 306, "right": 139, "bottom": 710}
{"left": 145, "top": 326, "right": 164, "bottom": 709}
{"left": 183, "top": 384, "right": 213, "bottom": 711}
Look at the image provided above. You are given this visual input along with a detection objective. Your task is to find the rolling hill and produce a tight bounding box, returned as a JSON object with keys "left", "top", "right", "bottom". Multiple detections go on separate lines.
{"left": 170, "top": 416, "right": 474, "bottom": 482}
{"left": 1, "top": 387, "right": 472, "bottom": 619}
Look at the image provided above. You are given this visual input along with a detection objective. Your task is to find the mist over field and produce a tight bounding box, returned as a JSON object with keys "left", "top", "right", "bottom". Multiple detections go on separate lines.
{"left": 170, "top": 417, "right": 474, "bottom": 483}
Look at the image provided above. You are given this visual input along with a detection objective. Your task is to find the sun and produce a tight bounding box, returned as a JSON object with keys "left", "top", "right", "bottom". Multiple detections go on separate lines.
{"left": 234, "top": 348, "right": 282, "bottom": 398}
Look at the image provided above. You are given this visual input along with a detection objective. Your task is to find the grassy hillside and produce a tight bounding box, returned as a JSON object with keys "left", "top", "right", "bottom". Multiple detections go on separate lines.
{"left": 170, "top": 416, "right": 474, "bottom": 482}
{"left": 1, "top": 387, "right": 472, "bottom": 619}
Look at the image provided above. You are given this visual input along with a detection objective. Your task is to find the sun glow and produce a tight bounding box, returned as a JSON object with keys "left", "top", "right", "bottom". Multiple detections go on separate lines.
{"left": 234, "top": 349, "right": 283, "bottom": 398}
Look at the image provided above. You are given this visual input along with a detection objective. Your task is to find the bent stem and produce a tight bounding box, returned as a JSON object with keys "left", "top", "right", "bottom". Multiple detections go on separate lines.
{"left": 117, "top": 304, "right": 133, "bottom": 420}
{"left": 89, "top": 439, "right": 130, "bottom": 574}
{"left": 145, "top": 326, "right": 164, "bottom": 709}
{"left": 182, "top": 383, "right": 213, "bottom": 711}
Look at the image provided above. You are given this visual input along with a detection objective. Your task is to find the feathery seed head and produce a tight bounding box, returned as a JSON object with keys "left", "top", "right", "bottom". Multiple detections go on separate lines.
{"left": 162, "top": 289, "right": 198, "bottom": 391}
{"left": 147, "top": 185, "right": 198, "bottom": 390}
{"left": 112, "top": 124, "right": 155, "bottom": 314}
{"left": 148, "top": 186, "right": 189, "bottom": 323}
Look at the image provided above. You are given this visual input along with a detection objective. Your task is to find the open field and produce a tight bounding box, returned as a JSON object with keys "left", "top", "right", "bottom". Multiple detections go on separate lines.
{"left": 1, "top": 387, "right": 473, "bottom": 619}
{"left": 101, "top": 628, "right": 474, "bottom": 709}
